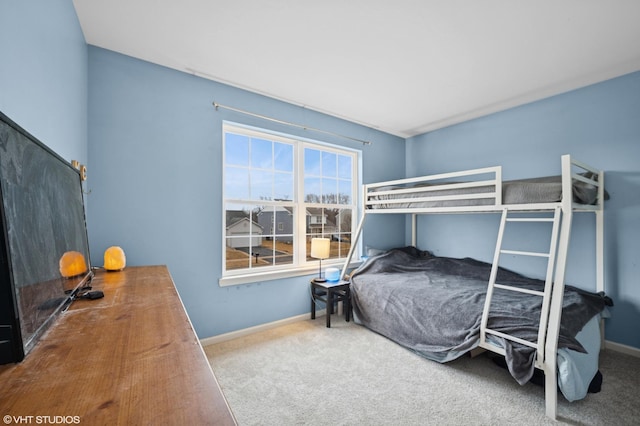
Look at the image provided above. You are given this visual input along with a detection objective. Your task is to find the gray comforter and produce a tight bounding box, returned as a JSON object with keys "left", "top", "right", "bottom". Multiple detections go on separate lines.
{"left": 350, "top": 248, "right": 610, "bottom": 385}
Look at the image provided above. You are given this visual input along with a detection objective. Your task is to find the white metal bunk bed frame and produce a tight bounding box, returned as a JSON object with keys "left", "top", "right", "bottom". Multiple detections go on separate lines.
{"left": 340, "top": 154, "right": 605, "bottom": 420}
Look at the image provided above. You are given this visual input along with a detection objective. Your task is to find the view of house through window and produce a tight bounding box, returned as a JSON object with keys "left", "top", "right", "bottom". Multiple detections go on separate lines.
{"left": 223, "top": 124, "right": 358, "bottom": 276}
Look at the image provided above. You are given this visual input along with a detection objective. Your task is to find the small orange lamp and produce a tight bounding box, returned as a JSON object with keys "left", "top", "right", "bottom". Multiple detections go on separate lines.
{"left": 104, "top": 246, "right": 126, "bottom": 271}
{"left": 59, "top": 251, "right": 88, "bottom": 278}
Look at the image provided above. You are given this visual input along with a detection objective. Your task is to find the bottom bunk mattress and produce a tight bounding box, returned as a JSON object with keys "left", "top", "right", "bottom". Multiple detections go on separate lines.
{"left": 349, "top": 248, "right": 611, "bottom": 398}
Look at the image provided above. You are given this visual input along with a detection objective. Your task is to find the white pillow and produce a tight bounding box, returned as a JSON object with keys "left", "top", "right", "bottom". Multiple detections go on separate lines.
{"left": 366, "top": 246, "right": 386, "bottom": 257}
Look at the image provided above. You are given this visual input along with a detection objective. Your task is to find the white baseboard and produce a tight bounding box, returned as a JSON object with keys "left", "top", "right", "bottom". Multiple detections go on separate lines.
{"left": 200, "top": 310, "right": 326, "bottom": 346}
{"left": 201, "top": 315, "right": 640, "bottom": 359}
{"left": 605, "top": 340, "right": 640, "bottom": 358}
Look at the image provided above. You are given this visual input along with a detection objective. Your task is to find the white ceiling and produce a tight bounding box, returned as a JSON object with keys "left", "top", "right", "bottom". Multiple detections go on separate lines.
{"left": 72, "top": 0, "right": 640, "bottom": 138}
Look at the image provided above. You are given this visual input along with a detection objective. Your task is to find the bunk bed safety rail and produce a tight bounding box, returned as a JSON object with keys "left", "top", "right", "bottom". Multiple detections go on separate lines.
{"left": 562, "top": 154, "right": 605, "bottom": 209}
{"left": 365, "top": 166, "right": 503, "bottom": 210}
{"left": 560, "top": 155, "right": 606, "bottom": 293}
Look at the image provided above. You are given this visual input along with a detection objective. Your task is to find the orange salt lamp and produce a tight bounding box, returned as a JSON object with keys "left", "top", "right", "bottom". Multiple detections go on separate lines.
{"left": 59, "top": 251, "right": 88, "bottom": 278}
{"left": 104, "top": 246, "right": 126, "bottom": 271}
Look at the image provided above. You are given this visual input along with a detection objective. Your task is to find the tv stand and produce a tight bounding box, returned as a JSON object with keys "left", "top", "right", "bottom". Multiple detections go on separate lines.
{"left": 0, "top": 266, "right": 236, "bottom": 425}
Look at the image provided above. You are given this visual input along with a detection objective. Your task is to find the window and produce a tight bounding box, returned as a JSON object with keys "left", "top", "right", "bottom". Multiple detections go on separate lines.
{"left": 222, "top": 123, "right": 359, "bottom": 285}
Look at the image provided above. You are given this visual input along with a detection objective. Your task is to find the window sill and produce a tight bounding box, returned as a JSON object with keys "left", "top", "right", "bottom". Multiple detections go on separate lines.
{"left": 219, "top": 260, "right": 362, "bottom": 287}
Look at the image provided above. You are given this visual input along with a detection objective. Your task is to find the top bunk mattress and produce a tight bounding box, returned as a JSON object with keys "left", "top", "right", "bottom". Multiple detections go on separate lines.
{"left": 367, "top": 174, "right": 602, "bottom": 209}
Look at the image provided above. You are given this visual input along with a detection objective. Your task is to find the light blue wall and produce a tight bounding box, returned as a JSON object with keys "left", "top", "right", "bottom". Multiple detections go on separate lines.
{"left": 0, "top": 0, "right": 88, "bottom": 164}
{"left": 87, "top": 47, "right": 406, "bottom": 339}
{"left": 4, "top": 0, "right": 637, "bottom": 351}
{"left": 406, "top": 72, "right": 640, "bottom": 350}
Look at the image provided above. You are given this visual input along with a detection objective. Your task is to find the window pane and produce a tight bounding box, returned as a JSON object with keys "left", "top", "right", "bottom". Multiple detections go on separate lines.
{"left": 226, "top": 246, "right": 250, "bottom": 270}
{"left": 330, "top": 208, "right": 352, "bottom": 259}
{"left": 255, "top": 205, "right": 294, "bottom": 268}
{"left": 304, "top": 148, "right": 321, "bottom": 176}
{"left": 304, "top": 207, "right": 352, "bottom": 261}
{"left": 250, "top": 170, "right": 273, "bottom": 200}
{"left": 225, "top": 204, "right": 264, "bottom": 270}
{"left": 225, "top": 133, "right": 249, "bottom": 166}
{"left": 304, "top": 177, "right": 322, "bottom": 203}
{"left": 322, "top": 151, "right": 337, "bottom": 177}
{"left": 223, "top": 203, "right": 296, "bottom": 270}
{"left": 306, "top": 236, "right": 315, "bottom": 262}
{"left": 274, "top": 171, "right": 293, "bottom": 201}
{"left": 338, "top": 154, "right": 352, "bottom": 179}
{"left": 225, "top": 166, "right": 249, "bottom": 199}
{"left": 338, "top": 179, "right": 351, "bottom": 204}
{"left": 274, "top": 142, "right": 293, "bottom": 172}
{"left": 273, "top": 208, "right": 294, "bottom": 266}
{"left": 256, "top": 206, "right": 274, "bottom": 235}
{"left": 251, "top": 138, "right": 273, "bottom": 169}
{"left": 336, "top": 208, "right": 352, "bottom": 235}
{"left": 251, "top": 240, "right": 292, "bottom": 269}
{"left": 306, "top": 207, "right": 325, "bottom": 236}
{"left": 322, "top": 178, "right": 337, "bottom": 204}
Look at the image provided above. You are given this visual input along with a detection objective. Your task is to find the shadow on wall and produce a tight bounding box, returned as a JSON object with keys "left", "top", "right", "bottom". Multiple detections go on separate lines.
{"left": 602, "top": 171, "right": 640, "bottom": 297}
{"left": 605, "top": 171, "right": 640, "bottom": 209}
{"left": 600, "top": 171, "right": 640, "bottom": 349}
{"left": 606, "top": 301, "right": 640, "bottom": 348}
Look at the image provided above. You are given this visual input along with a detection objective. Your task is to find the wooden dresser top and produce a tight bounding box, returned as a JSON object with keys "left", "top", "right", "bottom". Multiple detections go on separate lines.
{"left": 0, "top": 266, "right": 236, "bottom": 425}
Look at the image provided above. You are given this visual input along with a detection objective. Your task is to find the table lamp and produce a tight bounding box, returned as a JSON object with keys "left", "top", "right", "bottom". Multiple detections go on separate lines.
{"left": 310, "top": 237, "right": 330, "bottom": 282}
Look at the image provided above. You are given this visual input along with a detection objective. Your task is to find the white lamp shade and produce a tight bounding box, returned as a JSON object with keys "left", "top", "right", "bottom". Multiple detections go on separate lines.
{"left": 310, "top": 238, "right": 330, "bottom": 259}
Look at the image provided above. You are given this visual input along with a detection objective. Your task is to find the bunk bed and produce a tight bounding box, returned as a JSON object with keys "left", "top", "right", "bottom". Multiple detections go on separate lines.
{"left": 339, "top": 155, "right": 609, "bottom": 420}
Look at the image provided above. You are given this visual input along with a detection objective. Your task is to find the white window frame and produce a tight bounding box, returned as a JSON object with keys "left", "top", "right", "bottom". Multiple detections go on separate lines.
{"left": 220, "top": 122, "right": 362, "bottom": 286}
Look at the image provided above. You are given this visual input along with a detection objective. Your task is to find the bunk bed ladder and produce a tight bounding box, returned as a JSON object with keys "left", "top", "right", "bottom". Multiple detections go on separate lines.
{"left": 480, "top": 206, "right": 562, "bottom": 364}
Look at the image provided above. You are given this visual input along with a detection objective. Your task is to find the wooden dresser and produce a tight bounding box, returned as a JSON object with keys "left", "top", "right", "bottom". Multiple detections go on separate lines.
{"left": 0, "top": 266, "right": 236, "bottom": 425}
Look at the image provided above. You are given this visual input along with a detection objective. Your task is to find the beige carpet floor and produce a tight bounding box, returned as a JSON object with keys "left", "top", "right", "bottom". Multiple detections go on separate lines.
{"left": 205, "top": 317, "right": 640, "bottom": 425}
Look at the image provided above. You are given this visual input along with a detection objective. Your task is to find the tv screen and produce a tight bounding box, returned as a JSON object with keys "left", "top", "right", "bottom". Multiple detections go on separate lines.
{"left": 0, "top": 111, "right": 93, "bottom": 364}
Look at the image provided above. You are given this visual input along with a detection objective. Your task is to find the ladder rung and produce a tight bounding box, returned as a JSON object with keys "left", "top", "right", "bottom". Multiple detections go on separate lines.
{"left": 506, "top": 217, "right": 555, "bottom": 222}
{"left": 500, "top": 249, "right": 549, "bottom": 258}
{"left": 493, "top": 283, "right": 545, "bottom": 297}
{"left": 485, "top": 329, "right": 539, "bottom": 350}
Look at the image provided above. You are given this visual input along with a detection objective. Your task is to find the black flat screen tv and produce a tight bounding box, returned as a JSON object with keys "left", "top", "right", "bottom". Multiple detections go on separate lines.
{"left": 0, "top": 111, "right": 93, "bottom": 364}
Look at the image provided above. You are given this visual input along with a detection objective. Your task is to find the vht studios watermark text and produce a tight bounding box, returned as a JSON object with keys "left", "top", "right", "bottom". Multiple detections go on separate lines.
{"left": 3, "top": 416, "right": 80, "bottom": 424}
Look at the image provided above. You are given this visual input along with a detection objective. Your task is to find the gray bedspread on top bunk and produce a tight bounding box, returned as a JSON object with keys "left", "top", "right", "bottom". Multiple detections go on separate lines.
{"left": 350, "top": 248, "right": 610, "bottom": 385}
{"left": 368, "top": 174, "right": 604, "bottom": 208}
